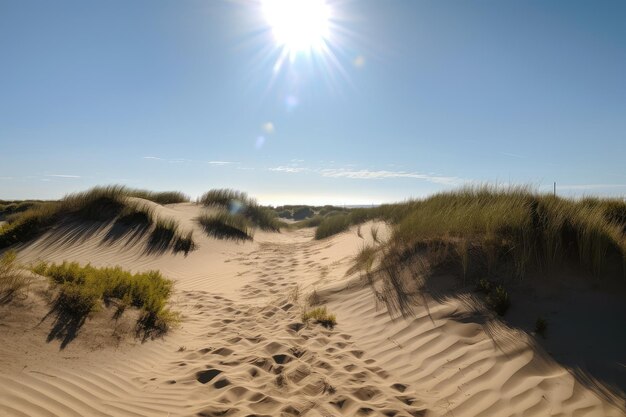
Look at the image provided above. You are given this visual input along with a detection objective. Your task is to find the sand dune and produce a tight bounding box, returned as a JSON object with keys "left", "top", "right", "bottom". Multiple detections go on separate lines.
{"left": 1, "top": 201, "right": 624, "bottom": 416}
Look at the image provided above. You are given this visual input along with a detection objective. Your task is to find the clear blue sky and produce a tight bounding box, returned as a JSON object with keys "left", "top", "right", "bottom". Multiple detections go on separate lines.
{"left": 1, "top": 0, "right": 625, "bottom": 205}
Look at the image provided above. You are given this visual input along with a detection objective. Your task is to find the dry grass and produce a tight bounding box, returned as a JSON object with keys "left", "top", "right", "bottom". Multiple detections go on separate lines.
{"left": 315, "top": 214, "right": 351, "bottom": 240}
{"left": 0, "top": 186, "right": 194, "bottom": 252}
{"left": 197, "top": 211, "right": 254, "bottom": 241}
{"left": 199, "top": 189, "right": 283, "bottom": 232}
{"left": 302, "top": 306, "right": 337, "bottom": 329}
{"left": 390, "top": 186, "right": 625, "bottom": 279}
{"left": 0, "top": 250, "right": 32, "bottom": 302}
{"left": 349, "top": 186, "right": 626, "bottom": 318}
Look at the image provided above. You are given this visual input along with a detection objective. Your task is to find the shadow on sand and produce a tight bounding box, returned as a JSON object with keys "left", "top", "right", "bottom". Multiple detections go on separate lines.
{"left": 361, "top": 253, "right": 626, "bottom": 410}
{"left": 31, "top": 216, "right": 193, "bottom": 256}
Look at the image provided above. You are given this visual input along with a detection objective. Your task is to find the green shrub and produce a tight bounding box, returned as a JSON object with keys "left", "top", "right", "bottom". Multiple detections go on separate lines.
{"left": 197, "top": 211, "right": 254, "bottom": 241}
{"left": 476, "top": 278, "right": 491, "bottom": 294}
{"left": 277, "top": 209, "right": 292, "bottom": 219}
{"left": 293, "top": 207, "right": 314, "bottom": 221}
{"left": 486, "top": 285, "right": 510, "bottom": 316}
{"left": 315, "top": 214, "right": 351, "bottom": 240}
{"left": 34, "top": 262, "right": 177, "bottom": 333}
{"left": 302, "top": 307, "right": 337, "bottom": 329}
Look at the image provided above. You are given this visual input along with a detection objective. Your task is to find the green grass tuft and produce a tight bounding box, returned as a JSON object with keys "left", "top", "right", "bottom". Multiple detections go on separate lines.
{"left": 486, "top": 285, "right": 511, "bottom": 316}
{"left": 302, "top": 306, "right": 337, "bottom": 329}
{"left": 33, "top": 261, "right": 178, "bottom": 335}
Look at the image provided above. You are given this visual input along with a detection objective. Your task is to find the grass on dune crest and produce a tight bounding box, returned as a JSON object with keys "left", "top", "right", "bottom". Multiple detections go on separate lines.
{"left": 349, "top": 186, "right": 626, "bottom": 318}
{"left": 199, "top": 189, "right": 283, "bottom": 232}
{"left": 32, "top": 261, "right": 178, "bottom": 336}
{"left": 0, "top": 186, "right": 194, "bottom": 251}
{"left": 196, "top": 211, "right": 254, "bottom": 241}
{"left": 388, "top": 186, "right": 625, "bottom": 279}
{"left": 315, "top": 214, "right": 352, "bottom": 240}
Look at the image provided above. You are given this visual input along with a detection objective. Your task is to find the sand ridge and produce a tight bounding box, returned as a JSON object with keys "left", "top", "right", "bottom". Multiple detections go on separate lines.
{"left": 0, "top": 202, "right": 624, "bottom": 416}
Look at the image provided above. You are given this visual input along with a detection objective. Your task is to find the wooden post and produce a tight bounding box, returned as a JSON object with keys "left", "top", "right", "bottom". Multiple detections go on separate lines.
{"left": 553, "top": 182, "right": 556, "bottom": 197}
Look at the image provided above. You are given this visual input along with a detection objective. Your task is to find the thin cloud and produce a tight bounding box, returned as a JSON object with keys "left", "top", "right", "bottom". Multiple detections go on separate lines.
{"left": 320, "top": 169, "right": 463, "bottom": 185}
{"left": 46, "top": 174, "right": 81, "bottom": 178}
{"left": 143, "top": 156, "right": 164, "bottom": 160}
{"left": 499, "top": 152, "right": 525, "bottom": 159}
{"left": 269, "top": 166, "right": 308, "bottom": 173}
{"left": 208, "top": 161, "right": 236, "bottom": 165}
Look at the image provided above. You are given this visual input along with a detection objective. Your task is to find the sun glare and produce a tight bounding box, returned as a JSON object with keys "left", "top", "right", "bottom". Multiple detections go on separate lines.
{"left": 262, "top": 0, "right": 331, "bottom": 54}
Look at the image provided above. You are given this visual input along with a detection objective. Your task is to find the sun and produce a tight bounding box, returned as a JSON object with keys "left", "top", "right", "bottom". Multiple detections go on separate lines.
{"left": 262, "top": 0, "right": 332, "bottom": 54}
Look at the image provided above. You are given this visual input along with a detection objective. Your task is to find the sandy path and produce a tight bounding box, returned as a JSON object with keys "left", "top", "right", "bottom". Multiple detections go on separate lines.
{"left": 0, "top": 203, "right": 624, "bottom": 416}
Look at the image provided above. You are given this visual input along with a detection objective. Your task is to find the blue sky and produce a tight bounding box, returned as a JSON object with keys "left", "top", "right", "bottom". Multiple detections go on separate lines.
{"left": 1, "top": 0, "right": 625, "bottom": 205}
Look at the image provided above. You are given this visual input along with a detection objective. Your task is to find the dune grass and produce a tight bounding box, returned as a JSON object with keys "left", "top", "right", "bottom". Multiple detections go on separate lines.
{"left": 0, "top": 250, "right": 32, "bottom": 301}
{"left": 389, "top": 186, "right": 625, "bottom": 279}
{"left": 32, "top": 261, "right": 178, "bottom": 334}
{"left": 350, "top": 186, "right": 625, "bottom": 317}
{"left": 302, "top": 306, "right": 337, "bottom": 329}
{"left": 0, "top": 186, "right": 194, "bottom": 252}
{"left": 0, "top": 200, "right": 43, "bottom": 220}
{"left": 315, "top": 214, "right": 352, "bottom": 240}
{"left": 199, "top": 189, "right": 283, "bottom": 232}
{"left": 197, "top": 211, "right": 254, "bottom": 241}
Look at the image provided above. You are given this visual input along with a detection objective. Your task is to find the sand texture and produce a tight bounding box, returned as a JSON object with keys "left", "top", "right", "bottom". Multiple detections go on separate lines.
{"left": 1, "top": 202, "right": 624, "bottom": 417}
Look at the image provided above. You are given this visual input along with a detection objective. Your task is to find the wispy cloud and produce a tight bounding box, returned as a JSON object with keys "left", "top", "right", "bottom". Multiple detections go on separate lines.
{"left": 143, "top": 156, "right": 237, "bottom": 166}
{"left": 269, "top": 166, "right": 308, "bottom": 173}
{"left": 208, "top": 161, "right": 236, "bottom": 165}
{"left": 320, "top": 169, "right": 463, "bottom": 185}
{"left": 46, "top": 174, "right": 81, "bottom": 178}
{"left": 0, "top": 176, "right": 13, "bottom": 180}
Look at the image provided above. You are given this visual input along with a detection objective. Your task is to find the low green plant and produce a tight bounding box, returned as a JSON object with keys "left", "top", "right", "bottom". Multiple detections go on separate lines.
{"left": 486, "top": 285, "right": 510, "bottom": 316}
{"left": 197, "top": 211, "right": 254, "bottom": 241}
{"left": 0, "top": 250, "right": 32, "bottom": 300}
{"left": 33, "top": 261, "right": 177, "bottom": 334}
{"left": 302, "top": 306, "right": 337, "bottom": 329}
{"left": 535, "top": 317, "right": 548, "bottom": 338}
{"left": 476, "top": 278, "right": 491, "bottom": 294}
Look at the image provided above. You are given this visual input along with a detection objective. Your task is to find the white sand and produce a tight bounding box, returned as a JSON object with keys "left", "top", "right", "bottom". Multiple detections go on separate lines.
{"left": 0, "top": 202, "right": 623, "bottom": 416}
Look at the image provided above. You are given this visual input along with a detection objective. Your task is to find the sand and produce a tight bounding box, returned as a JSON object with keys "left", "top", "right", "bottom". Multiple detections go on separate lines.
{"left": 0, "top": 201, "right": 624, "bottom": 416}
